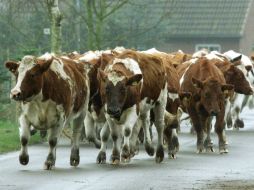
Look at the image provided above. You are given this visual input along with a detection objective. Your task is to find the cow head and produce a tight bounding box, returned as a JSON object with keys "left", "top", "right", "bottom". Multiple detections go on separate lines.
{"left": 192, "top": 77, "right": 234, "bottom": 116}
{"left": 98, "top": 68, "right": 142, "bottom": 119}
{"left": 5, "top": 55, "right": 53, "bottom": 102}
{"left": 223, "top": 65, "right": 253, "bottom": 95}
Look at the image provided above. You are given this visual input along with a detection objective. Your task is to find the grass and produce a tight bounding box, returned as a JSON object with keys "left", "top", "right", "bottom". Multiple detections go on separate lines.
{"left": 0, "top": 120, "right": 43, "bottom": 154}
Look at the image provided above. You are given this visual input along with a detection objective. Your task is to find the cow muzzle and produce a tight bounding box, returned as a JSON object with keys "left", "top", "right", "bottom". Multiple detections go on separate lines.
{"left": 210, "top": 110, "right": 220, "bottom": 116}
{"left": 10, "top": 89, "right": 22, "bottom": 101}
{"left": 107, "top": 107, "right": 121, "bottom": 119}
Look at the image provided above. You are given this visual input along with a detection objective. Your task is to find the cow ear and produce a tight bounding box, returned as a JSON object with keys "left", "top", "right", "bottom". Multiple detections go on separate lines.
{"left": 97, "top": 68, "right": 107, "bottom": 82}
{"left": 5, "top": 61, "right": 19, "bottom": 74}
{"left": 231, "top": 55, "right": 242, "bottom": 66}
{"left": 192, "top": 77, "right": 203, "bottom": 89}
{"left": 34, "top": 57, "right": 53, "bottom": 74}
{"left": 126, "top": 74, "right": 143, "bottom": 86}
{"left": 221, "top": 84, "right": 234, "bottom": 97}
{"left": 251, "top": 55, "right": 254, "bottom": 61}
{"left": 179, "top": 92, "right": 192, "bottom": 107}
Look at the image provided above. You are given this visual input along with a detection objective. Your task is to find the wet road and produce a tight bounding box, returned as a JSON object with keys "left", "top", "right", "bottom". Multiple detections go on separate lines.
{"left": 0, "top": 109, "right": 254, "bottom": 190}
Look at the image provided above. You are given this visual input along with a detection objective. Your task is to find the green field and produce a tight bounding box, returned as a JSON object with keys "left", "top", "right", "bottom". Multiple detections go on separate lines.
{"left": 0, "top": 120, "right": 43, "bottom": 154}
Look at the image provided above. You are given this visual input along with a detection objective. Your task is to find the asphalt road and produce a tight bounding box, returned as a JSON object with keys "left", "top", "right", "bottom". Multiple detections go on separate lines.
{"left": 1, "top": 109, "right": 254, "bottom": 190}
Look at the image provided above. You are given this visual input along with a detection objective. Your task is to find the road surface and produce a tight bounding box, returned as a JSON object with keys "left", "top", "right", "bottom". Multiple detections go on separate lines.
{"left": 0, "top": 109, "right": 254, "bottom": 190}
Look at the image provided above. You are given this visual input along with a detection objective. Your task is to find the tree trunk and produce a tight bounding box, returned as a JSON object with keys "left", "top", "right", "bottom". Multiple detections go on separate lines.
{"left": 47, "top": 0, "right": 62, "bottom": 55}
{"left": 86, "top": 0, "right": 95, "bottom": 50}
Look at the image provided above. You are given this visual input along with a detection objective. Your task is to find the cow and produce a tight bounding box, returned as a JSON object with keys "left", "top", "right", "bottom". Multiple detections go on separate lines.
{"left": 141, "top": 48, "right": 182, "bottom": 158}
{"left": 5, "top": 53, "right": 89, "bottom": 170}
{"left": 179, "top": 57, "right": 234, "bottom": 153}
{"left": 97, "top": 50, "right": 168, "bottom": 164}
{"left": 221, "top": 51, "right": 254, "bottom": 129}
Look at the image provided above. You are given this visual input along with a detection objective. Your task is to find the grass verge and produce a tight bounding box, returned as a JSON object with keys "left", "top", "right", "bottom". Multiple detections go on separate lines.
{"left": 0, "top": 120, "right": 42, "bottom": 154}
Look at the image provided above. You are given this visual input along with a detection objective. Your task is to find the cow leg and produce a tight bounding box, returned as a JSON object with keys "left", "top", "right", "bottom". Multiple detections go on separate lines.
{"left": 106, "top": 118, "right": 121, "bottom": 165}
{"left": 232, "top": 106, "right": 244, "bottom": 130}
{"left": 188, "top": 108, "right": 204, "bottom": 153}
{"left": 84, "top": 113, "right": 101, "bottom": 149}
{"left": 224, "top": 99, "right": 232, "bottom": 128}
{"left": 204, "top": 117, "right": 214, "bottom": 152}
{"left": 129, "top": 119, "right": 142, "bottom": 157}
{"left": 97, "top": 123, "right": 110, "bottom": 164}
{"left": 153, "top": 103, "right": 166, "bottom": 163}
{"left": 19, "top": 115, "right": 30, "bottom": 165}
{"left": 165, "top": 128, "right": 179, "bottom": 159}
{"left": 140, "top": 112, "right": 155, "bottom": 156}
{"left": 70, "top": 114, "right": 84, "bottom": 167}
{"left": 44, "top": 125, "right": 61, "bottom": 170}
{"left": 215, "top": 109, "right": 228, "bottom": 154}
{"left": 121, "top": 110, "right": 138, "bottom": 163}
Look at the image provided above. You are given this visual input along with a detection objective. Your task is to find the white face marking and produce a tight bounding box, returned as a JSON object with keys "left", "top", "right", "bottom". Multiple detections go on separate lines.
{"left": 113, "top": 58, "right": 142, "bottom": 75}
{"left": 11, "top": 56, "right": 36, "bottom": 96}
{"left": 168, "top": 92, "right": 179, "bottom": 102}
{"left": 108, "top": 72, "right": 125, "bottom": 86}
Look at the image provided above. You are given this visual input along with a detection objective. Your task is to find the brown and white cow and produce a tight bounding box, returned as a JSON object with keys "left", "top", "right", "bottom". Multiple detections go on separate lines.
{"left": 141, "top": 48, "right": 182, "bottom": 158}
{"left": 68, "top": 49, "right": 125, "bottom": 154}
{"left": 179, "top": 57, "right": 234, "bottom": 153}
{"left": 97, "top": 50, "right": 168, "bottom": 164}
{"left": 5, "top": 53, "right": 89, "bottom": 169}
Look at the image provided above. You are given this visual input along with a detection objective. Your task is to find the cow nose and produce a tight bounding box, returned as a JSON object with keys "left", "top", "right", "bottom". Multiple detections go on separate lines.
{"left": 10, "top": 90, "right": 21, "bottom": 100}
{"left": 107, "top": 107, "right": 121, "bottom": 117}
{"left": 210, "top": 111, "right": 218, "bottom": 116}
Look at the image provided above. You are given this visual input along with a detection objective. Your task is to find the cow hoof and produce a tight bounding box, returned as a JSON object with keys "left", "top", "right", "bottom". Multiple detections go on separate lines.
{"left": 44, "top": 160, "right": 55, "bottom": 170}
{"left": 219, "top": 148, "right": 229, "bottom": 154}
{"left": 169, "top": 153, "right": 176, "bottom": 159}
{"left": 96, "top": 151, "right": 106, "bottom": 164}
{"left": 145, "top": 143, "right": 155, "bottom": 156}
{"left": 206, "top": 147, "right": 214, "bottom": 153}
{"left": 130, "top": 147, "right": 138, "bottom": 158}
{"left": 19, "top": 154, "right": 29, "bottom": 165}
{"left": 155, "top": 145, "right": 164, "bottom": 163}
{"left": 235, "top": 119, "right": 244, "bottom": 128}
{"left": 70, "top": 156, "right": 80, "bottom": 167}
{"left": 70, "top": 148, "right": 80, "bottom": 166}
{"left": 110, "top": 155, "right": 120, "bottom": 165}
{"left": 196, "top": 148, "right": 204, "bottom": 154}
{"left": 121, "top": 145, "right": 131, "bottom": 163}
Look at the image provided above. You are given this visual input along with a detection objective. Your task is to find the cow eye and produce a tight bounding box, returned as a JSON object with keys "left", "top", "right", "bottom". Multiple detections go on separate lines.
{"left": 204, "top": 92, "right": 210, "bottom": 98}
{"left": 30, "top": 73, "right": 35, "bottom": 78}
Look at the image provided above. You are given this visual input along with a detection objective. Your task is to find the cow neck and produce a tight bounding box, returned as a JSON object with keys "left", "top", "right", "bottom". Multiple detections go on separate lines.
{"left": 41, "top": 68, "right": 72, "bottom": 116}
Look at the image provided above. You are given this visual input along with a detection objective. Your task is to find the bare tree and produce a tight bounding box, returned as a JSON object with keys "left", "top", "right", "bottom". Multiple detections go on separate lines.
{"left": 83, "top": 0, "right": 129, "bottom": 50}
{"left": 46, "top": 0, "right": 62, "bottom": 54}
